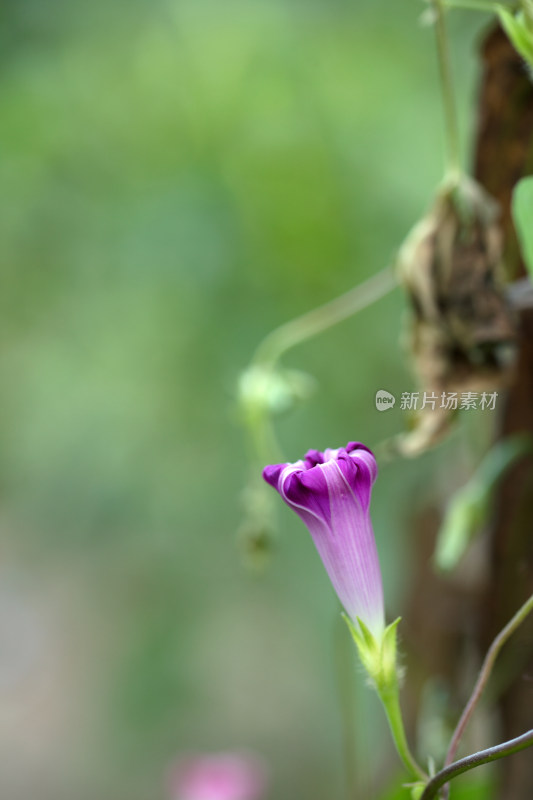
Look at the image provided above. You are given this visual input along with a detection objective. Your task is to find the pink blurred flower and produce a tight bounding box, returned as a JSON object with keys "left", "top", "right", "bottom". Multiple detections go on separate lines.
{"left": 169, "top": 752, "right": 267, "bottom": 800}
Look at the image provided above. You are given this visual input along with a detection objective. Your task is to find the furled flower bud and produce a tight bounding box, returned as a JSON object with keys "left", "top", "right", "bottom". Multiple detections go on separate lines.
{"left": 263, "top": 442, "right": 384, "bottom": 637}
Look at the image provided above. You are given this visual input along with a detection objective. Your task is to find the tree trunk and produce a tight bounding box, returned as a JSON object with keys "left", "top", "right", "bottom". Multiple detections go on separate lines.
{"left": 403, "top": 24, "right": 533, "bottom": 800}
{"left": 474, "top": 24, "right": 533, "bottom": 800}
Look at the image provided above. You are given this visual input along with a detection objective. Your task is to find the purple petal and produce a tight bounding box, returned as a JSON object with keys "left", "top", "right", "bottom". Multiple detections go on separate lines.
{"left": 262, "top": 463, "right": 288, "bottom": 489}
{"left": 303, "top": 449, "right": 325, "bottom": 467}
{"left": 281, "top": 464, "right": 331, "bottom": 523}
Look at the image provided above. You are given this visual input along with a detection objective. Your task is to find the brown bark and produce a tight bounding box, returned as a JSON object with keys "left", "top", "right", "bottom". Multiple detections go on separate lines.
{"left": 473, "top": 25, "right": 533, "bottom": 269}
{"left": 473, "top": 25, "right": 533, "bottom": 800}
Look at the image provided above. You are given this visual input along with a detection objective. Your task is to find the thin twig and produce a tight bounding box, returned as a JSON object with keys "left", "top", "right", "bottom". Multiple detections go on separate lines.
{"left": 443, "top": 0, "right": 501, "bottom": 12}
{"left": 252, "top": 266, "right": 397, "bottom": 369}
{"left": 420, "top": 729, "right": 533, "bottom": 800}
{"left": 442, "top": 593, "right": 533, "bottom": 798}
{"left": 431, "top": 0, "right": 462, "bottom": 178}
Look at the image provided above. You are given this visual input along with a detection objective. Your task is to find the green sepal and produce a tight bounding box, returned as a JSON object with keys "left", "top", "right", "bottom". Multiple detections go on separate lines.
{"left": 357, "top": 615, "right": 379, "bottom": 652}
{"left": 342, "top": 613, "right": 381, "bottom": 678}
{"left": 380, "top": 617, "right": 402, "bottom": 690}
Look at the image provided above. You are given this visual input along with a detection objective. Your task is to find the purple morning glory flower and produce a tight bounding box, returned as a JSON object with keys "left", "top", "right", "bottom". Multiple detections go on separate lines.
{"left": 263, "top": 442, "right": 385, "bottom": 636}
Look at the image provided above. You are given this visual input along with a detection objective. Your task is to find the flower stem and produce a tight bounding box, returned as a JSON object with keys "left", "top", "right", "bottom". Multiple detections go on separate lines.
{"left": 377, "top": 684, "right": 428, "bottom": 783}
{"left": 420, "top": 729, "right": 533, "bottom": 800}
{"left": 431, "top": 0, "right": 462, "bottom": 180}
{"left": 252, "top": 266, "right": 397, "bottom": 370}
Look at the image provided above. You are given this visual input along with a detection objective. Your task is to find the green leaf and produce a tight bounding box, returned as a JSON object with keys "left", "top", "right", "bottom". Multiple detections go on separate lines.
{"left": 513, "top": 176, "right": 533, "bottom": 277}
{"left": 522, "top": 0, "right": 533, "bottom": 33}
{"left": 435, "top": 435, "right": 533, "bottom": 571}
{"left": 497, "top": 7, "right": 533, "bottom": 66}
{"left": 434, "top": 485, "right": 486, "bottom": 571}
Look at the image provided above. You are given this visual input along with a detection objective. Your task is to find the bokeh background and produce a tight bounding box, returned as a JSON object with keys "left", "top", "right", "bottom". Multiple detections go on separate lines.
{"left": 0, "top": 2, "right": 494, "bottom": 798}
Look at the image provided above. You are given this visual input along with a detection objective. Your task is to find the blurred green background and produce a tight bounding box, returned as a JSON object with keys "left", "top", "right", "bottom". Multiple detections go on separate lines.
{"left": 0, "top": 1, "right": 492, "bottom": 798}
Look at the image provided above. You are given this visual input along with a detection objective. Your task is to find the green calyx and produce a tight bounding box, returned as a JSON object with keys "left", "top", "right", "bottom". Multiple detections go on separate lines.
{"left": 343, "top": 614, "right": 402, "bottom": 692}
